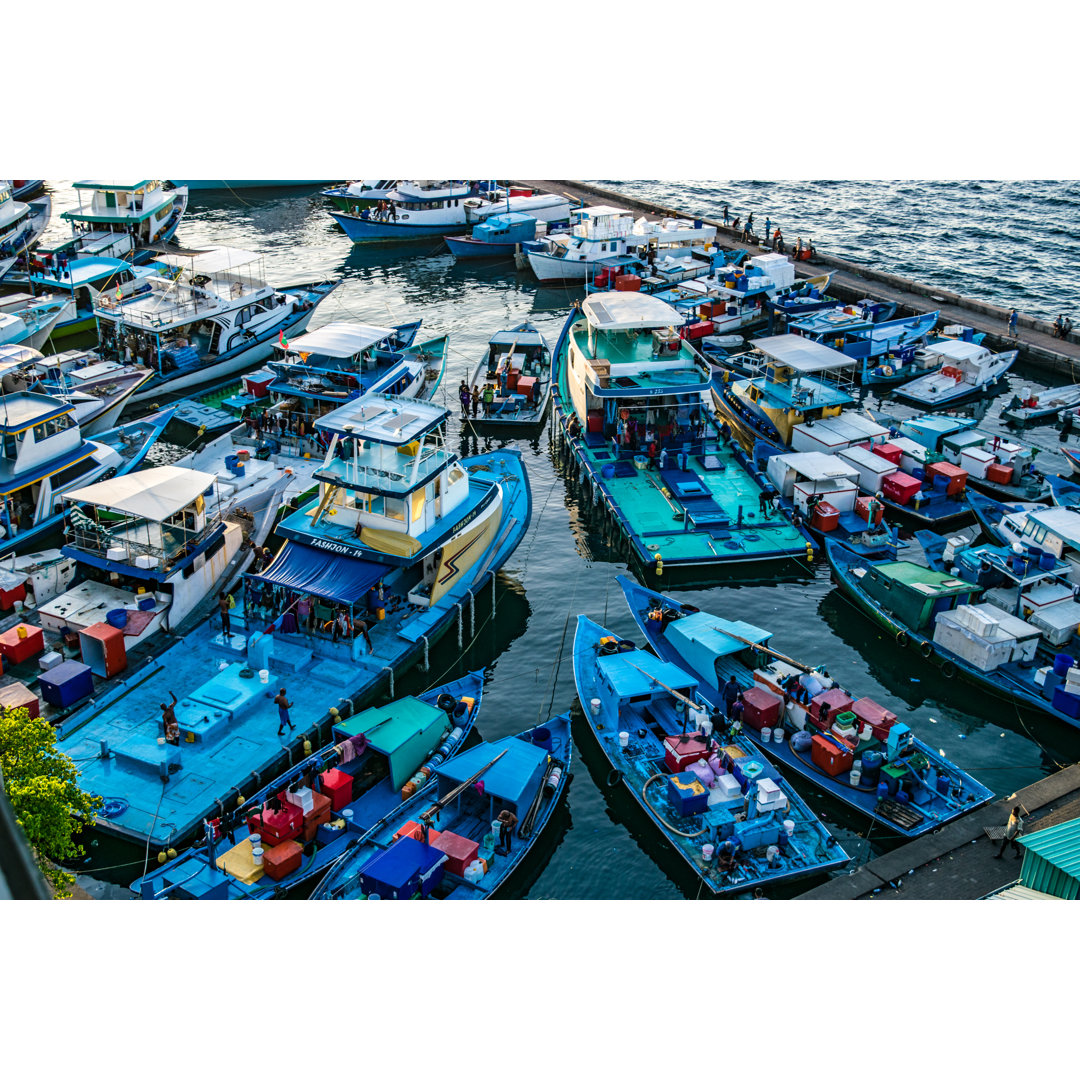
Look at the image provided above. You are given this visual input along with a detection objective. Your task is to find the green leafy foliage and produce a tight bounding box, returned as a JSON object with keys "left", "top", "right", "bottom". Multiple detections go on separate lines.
{"left": 0, "top": 707, "right": 102, "bottom": 899}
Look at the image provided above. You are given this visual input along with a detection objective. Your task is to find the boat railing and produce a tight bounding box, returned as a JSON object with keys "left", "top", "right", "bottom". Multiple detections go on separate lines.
{"left": 315, "top": 446, "right": 453, "bottom": 494}
{"left": 65, "top": 518, "right": 206, "bottom": 568}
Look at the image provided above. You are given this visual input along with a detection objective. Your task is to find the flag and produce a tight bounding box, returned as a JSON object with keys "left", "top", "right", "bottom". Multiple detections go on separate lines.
{"left": 116, "top": 283, "right": 122, "bottom": 301}
{"left": 278, "top": 329, "right": 288, "bottom": 350}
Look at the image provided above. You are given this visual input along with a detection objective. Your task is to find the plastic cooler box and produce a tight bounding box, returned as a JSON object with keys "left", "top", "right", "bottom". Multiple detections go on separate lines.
{"left": 882, "top": 472, "right": 923, "bottom": 506}
{"left": 262, "top": 839, "right": 303, "bottom": 882}
{"left": 300, "top": 791, "right": 332, "bottom": 843}
{"left": 810, "top": 501, "right": 840, "bottom": 532}
{"left": 0, "top": 681, "right": 40, "bottom": 719}
{"left": 516, "top": 375, "right": 537, "bottom": 402}
{"left": 872, "top": 442, "right": 903, "bottom": 465}
{"left": 667, "top": 772, "right": 710, "bottom": 817}
{"left": 79, "top": 622, "right": 127, "bottom": 678}
{"left": 811, "top": 734, "right": 854, "bottom": 776}
{"left": 247, "top": 802, "right": 302, "bottom": 847}
{"left": 741, "top": 686, "right": 783, "bottom": 730}
{"left": 0, "top": 580, "right": 26, "bottom": 611}
{"left": 429, "top": 830, "right": 479, "bottom": 877}
{"left": 0, "top": 623, "right": 44, "bottom": 665}
{"left": 38, "top": 660, "right": 93, "bottom": 708}
{"left": 1052, "top": 687, "right": 1080, "bottom": 720}
{"left": 319, "top": 768, "right": 354, "bottom": 811}
{"left": 850, "top": 697, "right": 897, "bottom": 740}
{"left": 614, "top": 274, "right": 641, "bottom": 292}
{"left": 809, "top": 688, "right": 854, "bottom": 726}
{"left": 855, "top": 496, "right": 884, "bottom": 525}
{"left": 927, "top": 461, "right": 967, "bottom": 495}
{"left": 359, "top": 837, "right": 447, "bottom": 899}
{"left": 663, "top": 734, "right": 710, "bottom": 773}
{"left": 986, "top": 462, "right": 1014, "bottom": 485}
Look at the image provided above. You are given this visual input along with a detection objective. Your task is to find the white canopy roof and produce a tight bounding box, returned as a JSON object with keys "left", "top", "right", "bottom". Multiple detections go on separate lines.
{"left": 751, "top": 334, "right": 855, "bottom": 372}
{"left": 582, "top": 292, "right": 681, "bottom": 331}
{"left": 577, "top": 205, "right": 631, "bottom": 218}
{"left": 157, "top": 247, "right": 263, "bottom": 275}
{"left": 773, "top": 452, "right": 858, "bottom": 481}
{"left": 64, "top": 466, "right": 215, "bottom": 521}
{"left": 281, "top": 321, "right": 397, "bottom": 357}
{"left": 924, "top": 339, "right": 987, "bottom": 362}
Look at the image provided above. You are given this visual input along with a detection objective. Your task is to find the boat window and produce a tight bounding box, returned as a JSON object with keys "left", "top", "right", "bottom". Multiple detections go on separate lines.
{"left": 447, "top": 465, "right": 465, "bottom": 485}
{"left": 155, "top": 206, "right": 170, "bottom": 221}
{"left": 1, "top": 434, "right": 18, "bottom": 459}
{"left": 32, "top": 414, "right": 74, "bottom": 441}
{"left": 384, "top": 498, "right": 405, "bottom": 523}
{"left": 104, "top": 192, "right": 116, "bottom": 208}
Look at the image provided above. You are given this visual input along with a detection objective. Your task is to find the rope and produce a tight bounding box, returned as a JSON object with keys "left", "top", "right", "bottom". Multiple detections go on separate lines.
{"left": 141, "top": 780, "right": 169, "bottom": 882}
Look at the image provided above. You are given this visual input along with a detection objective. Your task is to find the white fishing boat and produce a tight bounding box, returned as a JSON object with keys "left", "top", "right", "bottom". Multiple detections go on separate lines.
{"left": 58, "top": 181, "right": 187, "bottom": 263}
{"left": 38, "top": 466, "right": 244, "bottom": 641}
{"left": 92, "top": 246, "right": 339, "bottom": 402}
{"left": 0, "top": 297, "right": 68, "bottom": 350}
{"left": 525, "top": 206, "right": 717, "bottom": 283}
{"left": 892, "top": 340, "right": 1017, "bottom": 408}
{"left": 0, "top": 181, "right": 51, "bottom": 281}
{"left": 1001, "top": 383, "right": 1080, "bottom": 426}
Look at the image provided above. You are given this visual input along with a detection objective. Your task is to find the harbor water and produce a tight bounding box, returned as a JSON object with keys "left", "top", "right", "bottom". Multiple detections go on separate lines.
{"left": 43, "top": 182, "right": 1080, "bottom": 900}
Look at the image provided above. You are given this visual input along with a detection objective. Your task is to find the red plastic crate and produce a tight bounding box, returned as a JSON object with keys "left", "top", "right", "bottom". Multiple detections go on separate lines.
{"left": 262, "top": 839, "right": 303, "bottom": 881}
{"left": 614, "top": 274, "right": 641, "bottom": 292}
{"left": 301, "top": 792, "right": 333, "bottom": 843}
{"left": 855, "top": 496, "right": 884, "bottom": 525}
{"left": 247, "top": 802, "right": 303, "bottom": 847}
{"left": 810, "top": 734, "right": 853, "bottom": 777}
{"left": 850, "top": 697, "right": 897, "bottom": 741}
{"left": 679, "top": 320, "right": 714, "bottom": 341}
{"left": 319, "top": 768, "right": 354, "bottom": 811}
{"left": 741, "top": 686, "right": 783, "bottom": 730}
{"left": 986, "top": 462, "right": 1014, "bottom": 484}
{"left": 809, "top": 688, "right": 854, "bottom": 726}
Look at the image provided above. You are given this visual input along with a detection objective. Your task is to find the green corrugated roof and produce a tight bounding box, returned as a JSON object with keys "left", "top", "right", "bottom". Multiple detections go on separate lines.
{"left": 875, "top": 561, "right": 973, "bottom": 592}
{"left": 1020, "top": 817, "right": 1080, "bottom": 880}
{"left": 336, "top": 698, "right": 445, "bottom": 754}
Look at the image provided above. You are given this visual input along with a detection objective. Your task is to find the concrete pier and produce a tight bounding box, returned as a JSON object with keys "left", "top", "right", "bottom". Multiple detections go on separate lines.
{"left": 796, "top": 764, "right": 1080, "bottom": 900}
{"left": 518, "top": 180, "right": 1080, "bottom": 377}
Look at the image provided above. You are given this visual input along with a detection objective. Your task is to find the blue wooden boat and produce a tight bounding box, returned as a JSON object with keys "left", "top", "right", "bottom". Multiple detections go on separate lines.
{"left": 465, "top": 322, "right": 551, "bottom": 430}
{"left": 965, "top": 488, "right": 1042, "bottom": 546}
{"left": 61, "top": 391, "right": 532, "bottom": 851}
{"left": 0, "top": 399, "right": 175, "bottom": 558}
{"left": 572, "top": 614, "right": 849, "bottom": 894}
{"left": 618, "top": 575, "right": 993, "bottom": 838}
{"left": 552, "top": 294, "right": 815, "bottom": 581}
{"left": 130, "top": 672, "right": 485, "bottom": 899}
{"left": 826, "top": 538, "right": 1080, "bottom": 733}
{"left": 309, "top": 712, "right": 571, "bottom": 900}
{"left": 9, "top": 181, "right": 45, "bottom": 200}
{"left": 445, "top": 212, "right": 539, "bottom": 259}
{"left": 765, "top": 288, "right": 870, "bottom": 332}
{"left": 1046, "top": 473, "right": 1080, "bottom": 508}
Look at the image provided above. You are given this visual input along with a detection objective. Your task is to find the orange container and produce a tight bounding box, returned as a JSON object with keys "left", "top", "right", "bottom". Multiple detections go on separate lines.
{"left": 262, "top": 839, "right": 303, "bottom": 881}
{"left": 301, "top": 792, "right": 332, "bottom": 843}
{"left": 986, "top": 462, "right": 1014, "bottom": 484}
{"left": 810, "top": 500, "right": 840, "bottom": 532}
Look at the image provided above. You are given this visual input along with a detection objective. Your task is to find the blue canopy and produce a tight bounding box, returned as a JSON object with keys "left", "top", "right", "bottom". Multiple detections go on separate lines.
{"left": 247, "top": 542, "right": 386, "bottom": 605}
{"left": 596, "top": 649, "right": 697, "bottom": 700}
{"left": 436, "top": 737, "right": 547, "bottom": 805}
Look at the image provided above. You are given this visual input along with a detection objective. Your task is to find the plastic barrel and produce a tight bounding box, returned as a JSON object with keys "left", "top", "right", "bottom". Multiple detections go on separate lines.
{"left": 1040, "top": 552, "right": 1056, "bottom": 571}
{"left": 1053, "top": 653, "right": 1074, "bottom": 677}
{"left": 530, "top": 726, "right": 553, "bottom": 753}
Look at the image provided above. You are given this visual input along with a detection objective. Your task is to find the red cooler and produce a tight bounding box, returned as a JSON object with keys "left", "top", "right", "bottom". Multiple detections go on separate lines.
{"left": 810, "top": 734, "right": 854, "bottom": 776}
{"left": 319, "top": 768, "right": 354, "bottom": 811}
{"left": 855, "top": 496, "right": 884, "bottom": 525}
{"left": 430, "top": 830, "right": 479, "bottom": 877}
{"left": 263, "top": 839, "right": 304, "bottom": 881}
{"left": 663, "top": 734, "right": 710, "bottom": 774}
{"left": 741, "top": 686, "right": 783, "bottom": 730}
{"left": 850, "top": 697, "right": 897, "bottom": 741}
{"left": 872, "top": 442, "right": 903, "bottom": 465}
{"left": 614, "top": 275, "right": 641, "bottom": 292}
{"left": 986, "top": 462, "right": 1014, "bottom": 484}
{"left": 247, "top": 802, "right": 302, "bottom": 847}
{"left": 882, "top": 472, "right": 923, "bottom": 506}
{"left": 809, "top": 689, "right": 854, "bottom": 726}
{"left": 927, "top": 461, "right": 968, "bottom": 495}
{"left": 810, "top": 501, "right": 840, "bottom": 532}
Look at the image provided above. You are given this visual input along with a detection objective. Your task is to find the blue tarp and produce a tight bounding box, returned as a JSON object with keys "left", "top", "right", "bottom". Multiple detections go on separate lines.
{"left": 247, "top": 542, "right": 386, "bottom": 605}
{"left": 436, "top": 737, "right": 547, "bottom": 805}
{"left": 360, "top": 836, "right": 444, "bottom": 891}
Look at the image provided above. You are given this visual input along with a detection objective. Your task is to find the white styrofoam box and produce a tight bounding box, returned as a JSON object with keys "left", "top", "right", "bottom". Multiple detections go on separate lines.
{"left": 837, "top": 445, "right": 897, "bottom": 494}
{"left": 756, "top": 777, "right": 783, "bottom": 803}
{"left": 933, "top": 616, "right": 1014, "bottom": 672}
{"left": 134, "top": 555, "right": 157, "bottom": 569}
{"left": 106, "top": 545, "right": 126, "bottom": 561}
{"left": 791, "top": 421, "right": 850, "bottom": 454}
{"left": 38, "top": 651, "right": 64, "bottom": 671}
{"left": 757, "top": 791, "right": 789, "bottom": 815}
{"left": 794, "top": 478, "right": 857, "bottom": 514}
{"left": 1036, "top": 603, "right": 1080, "bottom": 645}
{"left": 285, "top": 786, "right": 316, "bottom": 813}
{"left": 713, "top": 773, "right": 742, "bottom": 798}
{"left": 960, "top": 448, "right": 995, "bottom": 480}
{"left": 951, "top": 605, "right": 1000, "bottom": 638}
{"left": 1035, "top": 665, "right": 1053, "bottom": 686}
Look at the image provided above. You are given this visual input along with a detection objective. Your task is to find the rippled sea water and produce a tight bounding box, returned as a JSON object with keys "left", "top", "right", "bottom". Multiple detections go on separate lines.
{"left": 46, "top": 181, "right": 1080, "bottom": 900}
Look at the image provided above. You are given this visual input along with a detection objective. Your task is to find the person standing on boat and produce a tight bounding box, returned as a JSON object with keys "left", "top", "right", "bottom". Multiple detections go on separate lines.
{"left": 459, "top": 380, "right": 470, "bottom": 418}
{"left": 722, "top": 675, "right": 740, "bottom": 720}
{"left": 471, "top": 385, "right": 481, "bottom": 418}
{"left": 495, "top": 808, "right": 518, "bottom": 856}
{"left": 729, "top": 694, "right": 744, "bottom": 735}
{"left": 993, "top": 806, "right": 1026, "bottom": 859}
{"left": 161, "top": 692, "right": 180, "bottom": 746}
{"left": 482, "top": 383, "right": 495, "bottom": 416}
{"left": 1007, "top": 309, "right": 1019, "bottom": 338}
{"left": 758, "top": 489, "right": 770, "bottom": 516}
{"left": 275, "top": 688, "right": 296, "bottom": 737}
{"left": 217, "top": 591, "right": 233, "bottom": 639}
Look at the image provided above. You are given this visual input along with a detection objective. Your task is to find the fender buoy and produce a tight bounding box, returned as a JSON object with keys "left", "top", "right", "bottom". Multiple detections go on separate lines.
{"left": 941, "top": 660, "right": 957, "bottom": 679}
{"left": 895, "top": 630, "right": 909, "bottom": 647}
{"left": 606, "top": 768, "right": 623, "bottom": 788}
{"left": 919, "top": 640, "right": 934, "bottom": 658}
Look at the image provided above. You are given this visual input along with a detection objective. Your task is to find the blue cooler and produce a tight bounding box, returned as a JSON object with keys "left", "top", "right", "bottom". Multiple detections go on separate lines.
{"left": 39, "top": 660, "right": 94, "bottom": 708}
{"left": 666, "top": 772, "right": 710, "bottom": 817}
{"left": 357, "top": 836, "right": 447, "bottom": 899}
{"left": 1052, "top": 687, "right": 1080, "bottom": 720}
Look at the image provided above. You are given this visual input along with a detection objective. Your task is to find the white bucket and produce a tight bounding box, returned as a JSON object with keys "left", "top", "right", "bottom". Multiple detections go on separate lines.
{"left": 218, "top": 660, "right": 229, "bottom": 671}
{"left": 249, "top": 834, "right": 261, "bottom": 847}
{"left": 157, "top": 737, "right": 165, "bottom": 746}
{"left": 849, "top": 769, "right": 862, "bottom": 787}
{"left": 858, "top": 724, "right": 873, "bottom": 742}
{"left": 773, "top": 727, "right": 785, "bottom": 744}
{"left": 491, "top": 819, "right": 503, "bottom": 839}
{"left": 590, "top": 697, "right": 601, "bottom": 716}
{"left": 251, "top": 845, "right": 263, "bottom": 866}
{"left": 760, "top": 726, "right": 772, "bottom": 743}
{"left": 783, "top": 819, "right": 795, "bottom": 837}
{"left": 766, "top": 845, "right": 780, "bottom": 864}
{"left": 259, "top": 669, "right": 269, "bottom": 684}
{"left": 342, "top": 808, "right": 354, "bottom": 821}
{"left": 618, "top": 731, "right": 630, "bottom": 748}
{"left": 699, "top": 718, "right": 713, "bottom": 738}
{"left": 702, "top": 843, "right": 715, "bottom": 862}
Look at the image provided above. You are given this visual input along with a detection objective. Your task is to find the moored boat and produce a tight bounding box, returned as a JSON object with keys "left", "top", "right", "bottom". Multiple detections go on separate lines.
{"left": 445, "top": 212, "right": 542, "bottom": 259}
{"left": 572, "top": 614, "right": 849, "bottom": 894}
{"left": 465, "top": 322, "right": 551, "bottom": 430}
{"left": 618, "top": 575, "right": 993, "bottom": 837}
{"left": 130, "top": 672, "right": 485, "bottom": 898}
{"left": 310, "top": 711, "right": 571, "bottom": 900}
{"left": 0, "top": 297, "right": 67, "bottom": 350}
{"left": 1000, "top": 383, "right": 1080, "bottom": 426}
{"left": 0, "top": 181, "right": 51, "bottom": 282}
{"left": 891, "top": 339, "right": 1017, "bottom": 408}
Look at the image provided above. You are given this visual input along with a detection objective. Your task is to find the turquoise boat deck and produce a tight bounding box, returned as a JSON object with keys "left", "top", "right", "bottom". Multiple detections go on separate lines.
{"left": 747, "top": 373, "right": 854, "bottom": 410}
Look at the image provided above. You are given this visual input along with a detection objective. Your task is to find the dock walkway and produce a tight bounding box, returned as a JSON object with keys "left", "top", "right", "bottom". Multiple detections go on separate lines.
{"left": 797, "top": 763, "right": 1080, "bottom": 900}
{"left": 518, "top": 180, "right": 1080, "bottom": 378}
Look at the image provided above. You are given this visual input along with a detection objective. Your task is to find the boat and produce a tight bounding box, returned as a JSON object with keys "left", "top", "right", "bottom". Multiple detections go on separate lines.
{"left": 753, "top": 447, "right": 903, "bottom": 559}
{"left": 552, "top": 292, "right": 814, "bottom": 578}
{"left": 572, "top": 614, "right": 850, "bottom": 894}
{"left": 172, "top": 180, "right": 330, "bottom": 191}
{"left": 1000, "top": 383, "right": 1080, "bottom": 427}
{"left": 37, "top": 464, "right": 244, "bottom": 643}
{"left": 525, "top": 205, "right": 717, "bottom": 284}
{"left": 3, "top": 255, "right": 161, "bottom": 339}
{"left": 91, "top": 246, "right": 340, "bottom": 402}
{"left": 1046, "top": 474, "right": 1080, "bottom": 508}
{"left": 891, "top": 414, "right": 1048, "bottom": 503}
{"left": 0, "top": 181, "right": 51, "bottom": 282}
{"left": 891, "top": 339, "right": 1017, "bottom": 408}
{"left": 618, "top": 575, "right": 993, "bottom": 837}
{"left": 130, "top": 673, "right": 485, "bottom": 899}
{"left": 60, "top": 391, "right": 531, "bottom": 850}
{"left": 328, "top": 181, "right": 571, "bottom": 243}
{"left": 445, "top": 212, "right": 543, "bottom": 259}
{"left": 827, "top": 537, "right": 1080, "bottom": 733}
{"left": 465, "top": 322, "right": 551, "bottom": 430}
{"left": 0, "top": 393, "right": 174, "bottom": 558}
{"left": 0, "top": 296, "right": 68, "bottom": 350}
{"left": 58, "top": 181, "right": 188, "bottom": 264}
{"left": 711, "top": 334, "right": 859, "bottom": 454}
{"left": 1063, "top": 446, "right": 1080, "bottom": 477}
{"left": 0, "top": 344, "right": 154, "bottom": 434}
{"left": 7, "top": 181, "right": 45, "bottom": 200}
{"left": 767, "top": 291, "right": 883, "bottom": 333}
{"left": 966, "top": 490, "right": 1080, "bottom": 584}
{"left": 323, "top": 179, "right": 481, "bottom": 214}
{"left": 310, "top": 712, "right": 571, "bottom": 900}
{"left": 785, "top": 305, "right": 939, "bottom": 385}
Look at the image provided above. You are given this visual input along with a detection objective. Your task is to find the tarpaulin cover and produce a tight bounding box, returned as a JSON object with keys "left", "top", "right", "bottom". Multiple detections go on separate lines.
{"left": 247, "top": 542, "right": 385, "bottom": 605}
{"left": 360, "top": 836, "right": 444, "bottom": 890}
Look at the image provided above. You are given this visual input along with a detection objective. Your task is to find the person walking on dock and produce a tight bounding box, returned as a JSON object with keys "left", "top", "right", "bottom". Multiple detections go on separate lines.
{"left": 1008, "top": 309, "right": 1019, "bottom": 338}
{"left": 764, "top": 218, "right": 771, "bottom": 244}
{"left": 993, "top": 805, "right": 1025, "bottom": 859}
{"left": 275, "top": 688, "right": 295, "bottom": 737}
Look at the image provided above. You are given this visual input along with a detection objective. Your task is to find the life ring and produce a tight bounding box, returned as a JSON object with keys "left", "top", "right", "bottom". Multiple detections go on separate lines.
{"left": 895, "top": 630, "right": 909, "bottom": 647}
{"left": 101, "top": 798, "right": 127, "bottom": 818}
{"left": 606, "top": 768, "right": 624, "bottom": 788}
{"left": 941, "top": 660, "right": 957, "bottom": 679}
{"left": 919, "top": 640, "right": 934, "bottom": 658}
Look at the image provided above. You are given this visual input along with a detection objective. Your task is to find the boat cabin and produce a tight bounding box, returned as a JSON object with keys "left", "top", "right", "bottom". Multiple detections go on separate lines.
{"left": 470, "top": 212, "right": 536, "bottom": 245}
{"left": 61, "top": 181, "right": 182, "bottom": 246}
{"left": 659, "top": 610, "right": 774, "bottom": 691}
{"left": 0, "top": 182, "right": 30, "bottom": 249}
{"left": 764, "top": 452, "right": 860, "bottom": 514}
{"left": 26, "top": 256, "right": 156, "bottom": 319}
{"left": 855, "top": 560, "right": 980, "bottom": 633}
